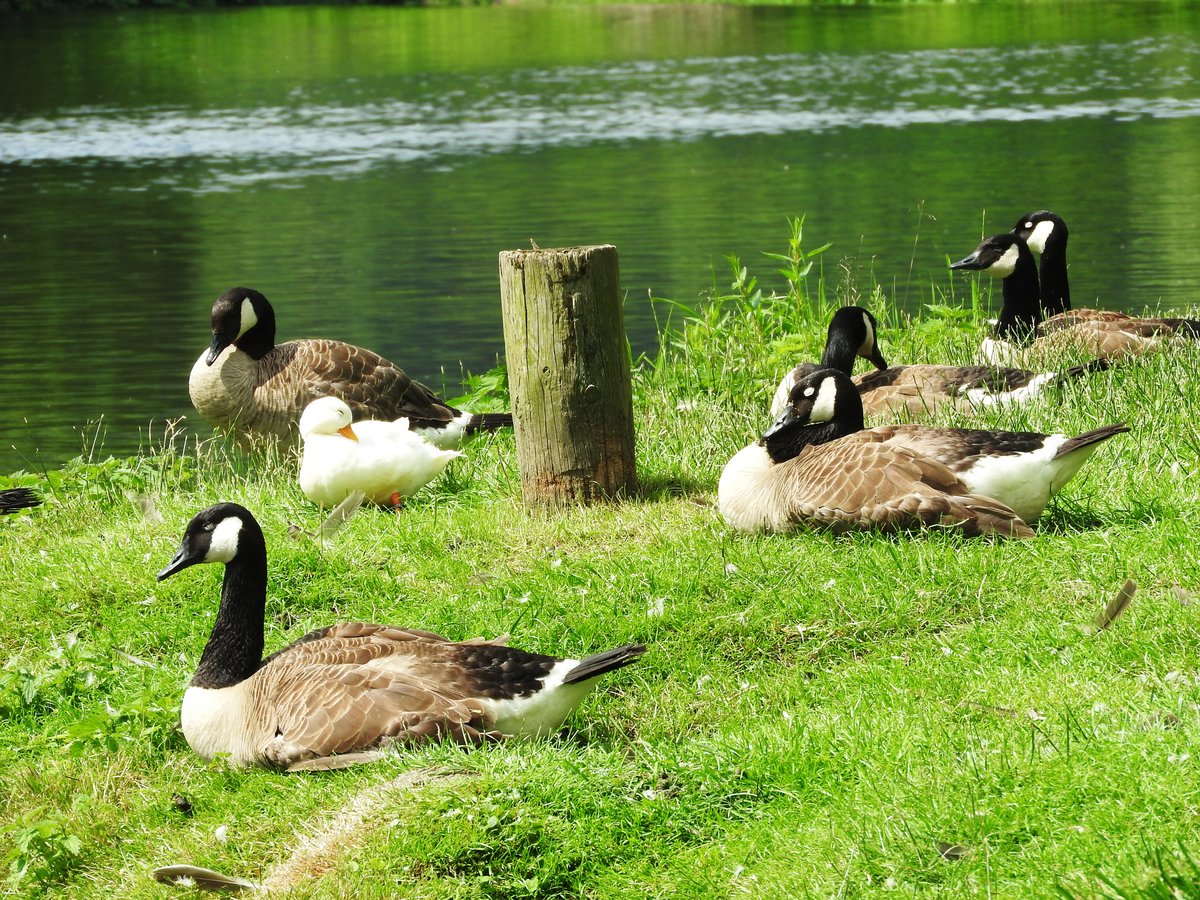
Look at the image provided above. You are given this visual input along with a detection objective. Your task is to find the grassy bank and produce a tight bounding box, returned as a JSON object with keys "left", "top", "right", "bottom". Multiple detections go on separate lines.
{"left": 3, "top": 226, "right": 1200, "bottom": 898}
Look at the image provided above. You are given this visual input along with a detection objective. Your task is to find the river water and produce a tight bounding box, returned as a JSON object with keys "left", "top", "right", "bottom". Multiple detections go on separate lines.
{"left": 1, "top": 2, "right": 1198, "bottom": 470}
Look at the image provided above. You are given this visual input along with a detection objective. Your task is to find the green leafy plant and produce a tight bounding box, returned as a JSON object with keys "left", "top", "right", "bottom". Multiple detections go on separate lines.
{"left": 4, "top": 814, "right": 83, "bottom": 890}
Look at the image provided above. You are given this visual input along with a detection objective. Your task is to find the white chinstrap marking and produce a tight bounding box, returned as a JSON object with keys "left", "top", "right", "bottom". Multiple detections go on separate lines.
{"left": 986, "top": 244, "right": 1021, "bottom": 278}
{"left": 204, "top": 516, "right": 244, "bottom": 563}
{"left": 808, "top": 377, "right": 839, "bottom": 423}
{"left": 235, "top": 298, "right": 259, "bottom": 340}
{"left": 1025, "top": 219, "right": 1056, "bottom": 255}
{"left": 859, "top": 311, "right": 876, "bottom": 357}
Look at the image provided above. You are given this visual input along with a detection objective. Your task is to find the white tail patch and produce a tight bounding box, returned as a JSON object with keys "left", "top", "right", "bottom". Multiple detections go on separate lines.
{"left": 481, "top": 659, "right": 594, "bottom": 738}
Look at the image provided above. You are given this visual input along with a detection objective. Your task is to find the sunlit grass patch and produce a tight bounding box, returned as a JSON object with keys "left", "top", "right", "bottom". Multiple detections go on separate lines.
{"left": 3, "top": 221, "right": 1200, "bottom": 896}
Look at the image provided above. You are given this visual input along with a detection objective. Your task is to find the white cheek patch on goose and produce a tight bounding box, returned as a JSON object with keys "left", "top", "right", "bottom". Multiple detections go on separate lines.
{"left": 988, "top": 244, "right": 1021, "bottom": 278}
{"left": 235, "top": 298, "right": 259, "bottom": 340}
{"left": 809, "top": 378, "right": 839, "bottom": 423}
{"left": 858, "top": 312, "right": 876, "bottom": 357}
{"left": 1026, "top": 220, "right": 1055, "bottom": 255}
{"left": 204, "top": 516, "right": 244, "bottom": 563}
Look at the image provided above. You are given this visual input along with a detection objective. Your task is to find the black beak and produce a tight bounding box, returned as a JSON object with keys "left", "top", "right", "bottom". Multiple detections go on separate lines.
{"left": 205, "top": 334, "right": 229, "bottom": 366}
{"left": 762, "top": 407, "right": 797, "bottom": 441}
{"left": 868, "top": 346, "right": 888, "bottom": 370}
{"left": 157, "top": 543, "right": 200, "bottom": 581}
{"left": 950, "top": 251, "right": 983, "bottom": 271}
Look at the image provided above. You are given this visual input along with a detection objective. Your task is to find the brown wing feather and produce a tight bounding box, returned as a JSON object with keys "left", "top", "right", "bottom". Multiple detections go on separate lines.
{"left": 779, "top": 438, "right": 1032, "bottom": 538}
{"left": 1032, "top": 318, "right": 1191, "bottom": 360}
{"left": 257, "top": 627, "right": 514, "bottom": 767}
{"left": 255, "top": 340, "right": 460, "bottom": 434}
{"left": 855, "top": 366, "right": 968, "bottom": 418}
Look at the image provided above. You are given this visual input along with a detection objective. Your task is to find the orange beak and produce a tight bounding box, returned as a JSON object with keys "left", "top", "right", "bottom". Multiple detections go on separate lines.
{"left": 337, "top": 424, "right": 359, "bottom": 443}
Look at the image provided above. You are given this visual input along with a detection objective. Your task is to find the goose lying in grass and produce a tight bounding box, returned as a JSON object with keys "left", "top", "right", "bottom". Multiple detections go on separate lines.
{"left": 1013, "top": 209, "right": 1200, "bottom": 335}
{"left": 299, "top": 397, "right": 461, "bottom": 508}
{"left": 720, "top": 367, "right": 1132, "bottom": 535}
{"left": 721, "top": 370, "right": 1035, "bottom": 538}
{"left": 770, "top": 306, "right": 1109, "bottom": 420}
{"left": 189, "top": 287, "right": 512, "bottom": 448}
{"left": 952, "top": 230, "right": 1200, "bottom": 364}
{"left": 0, "top": 487, "right": 41, "bottom": 514}
{"left": 156, "top": 503, "right": 645, "bottom": 770}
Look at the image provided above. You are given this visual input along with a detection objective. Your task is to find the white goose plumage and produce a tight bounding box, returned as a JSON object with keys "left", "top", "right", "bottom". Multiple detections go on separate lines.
{"left": 299, "top": 397, "right": 461, "bottom": 508}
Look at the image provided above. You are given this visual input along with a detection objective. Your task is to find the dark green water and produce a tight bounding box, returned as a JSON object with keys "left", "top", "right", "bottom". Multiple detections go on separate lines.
{"left": 1, "top": 2, "right": 1198, "bottom": 471}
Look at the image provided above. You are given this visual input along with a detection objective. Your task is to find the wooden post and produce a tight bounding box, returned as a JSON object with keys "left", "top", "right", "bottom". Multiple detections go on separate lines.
{"left": 498, "top": 244, "right": 637, "bottom": 507}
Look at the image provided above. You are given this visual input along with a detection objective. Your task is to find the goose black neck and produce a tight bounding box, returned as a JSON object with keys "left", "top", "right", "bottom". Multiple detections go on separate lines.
{"left": 994, "top": 248, "right": 1043, "bottom": 342}
{"left": 191, "top": 530, "right": 268, "bottom": 690}
{"left": 764, "top": 416, "right": 859, "bottom": 463}
{"left": 1038, "top": 241, "right": 1071, "bottom": 315}
{"left": 818, "top": 330, "right": 859, "bottom": 376}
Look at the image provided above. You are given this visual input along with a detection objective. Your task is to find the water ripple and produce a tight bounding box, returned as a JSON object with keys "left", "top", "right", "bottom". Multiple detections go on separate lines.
{"left": 2, "top": 36, "right": 1197, "bottom": 188}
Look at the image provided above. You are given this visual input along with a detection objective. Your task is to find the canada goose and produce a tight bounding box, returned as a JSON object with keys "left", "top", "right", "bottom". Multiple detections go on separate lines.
{"left": 299, "top": 397, "right": 461, "bottom": 508}
{"left": 954, "top": 231, "right": 1200, "bottom": 363}
{"left": 720, "top": 369, "right": 1034, "bottom": 538}
{"left": 765, "top": 368, "right": 1127, "bottom": 524}
{"left": 770, "top": 306, "right": 1109, "bottom": 420}
{"left": 189, "top": 288, "right": 513, "bottom": 448}
{"left": 1013, "top": 209, "right": 1200, "bottom": 333}
{"left": 0, "top": 487, "right": 40, "bottom": 514}
{"left": 156, "top": 503, "right": 645, "bottom": 770}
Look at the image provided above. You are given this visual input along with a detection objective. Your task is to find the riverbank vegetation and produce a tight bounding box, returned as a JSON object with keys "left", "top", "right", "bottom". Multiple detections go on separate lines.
{"left": 3, "top": 223, "right": 1200, "bottom": 897}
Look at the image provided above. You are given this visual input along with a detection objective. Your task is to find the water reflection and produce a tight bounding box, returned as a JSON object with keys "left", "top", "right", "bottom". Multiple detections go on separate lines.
{"left": 3, "top": 38, "right": 1199, "bottom": 189}
{"left": 0, "top": 5, "right": 1198, "bottom": 470}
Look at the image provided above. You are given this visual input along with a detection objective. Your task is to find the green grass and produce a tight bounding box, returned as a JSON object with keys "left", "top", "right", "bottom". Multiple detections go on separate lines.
{"left": 3, "top": 222, "right": 1200, "bottom": 897}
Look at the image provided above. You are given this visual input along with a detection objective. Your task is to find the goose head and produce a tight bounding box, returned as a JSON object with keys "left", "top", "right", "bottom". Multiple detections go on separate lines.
{"left": 760, "top": 368, "right": 864, "bottom": 462}
{"left": 299, "top": 397, "right": 360, "bottom": 443}
{"left": 822, "top": 306, "right": 889, "bottom": 373}
{"left": 951, "top": 233, "right": 1042, "bottom": 341}
{"left": 1011, "top": 210, "right": 1067, "bottom": 257}
{"left": 157, "top": 502, "right": 262, "bottom": 580}
{"left": 157, "top": 503, "right": 270, "bottom": 689}
{"left": 206, "top": 288, "right": 277, "bottom": 365}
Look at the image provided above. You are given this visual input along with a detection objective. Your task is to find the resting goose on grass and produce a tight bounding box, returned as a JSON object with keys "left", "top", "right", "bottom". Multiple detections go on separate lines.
{"left": 770, "top": 306, "right": 1108, "bottom": 421}
{"left": 953, "top": 231, "right": 1200, "bottom": 364}
{"left": 189, "top": 288, "right": 512, "bottom": 448}
{"left": 1013, "top": 209, "right": 1200, "bottom": 333}
{"left": 156, "top": 503, "right": 645, "bottom": 770}
{"left": 720, "top": 369, "right": 1035, "bottom": 538}
{"left": 299, "top": 397, "right": 461, "bottom": 509}
{"left": 766, "top": 368, "right": 1126, "bottom": 525}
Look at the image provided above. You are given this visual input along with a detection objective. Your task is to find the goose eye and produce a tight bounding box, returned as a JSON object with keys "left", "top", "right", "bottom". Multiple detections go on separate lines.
{"left": 1024, "top": 221, "right": 1033, "bottom": 229}
{"left": 803, "top": 387, "right": 816, "bottom": 397}
{"left": 203, "top": 522, "right": 215, "bottom": 532}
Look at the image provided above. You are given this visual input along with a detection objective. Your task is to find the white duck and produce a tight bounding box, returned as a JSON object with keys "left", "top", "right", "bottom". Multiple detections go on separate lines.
{"left": 299, "top": 397, "right": 461, "bottom": 508}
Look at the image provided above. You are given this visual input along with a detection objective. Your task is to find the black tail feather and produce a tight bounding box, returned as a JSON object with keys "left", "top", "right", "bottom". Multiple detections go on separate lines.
{"left": 1064, "top": 358, "right": 1111, "bottom": 378}
{"left": 1056, "top": 423, "right": 1130, "bottom": 458}
{"left": 563, "top": 644, "right": 646, "bottom": 685}
{"left": 0, "top": 487, "right": 41, "bottom": 514}
{"left": 466, "top": 412, "right": 514, "bottom": 434}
